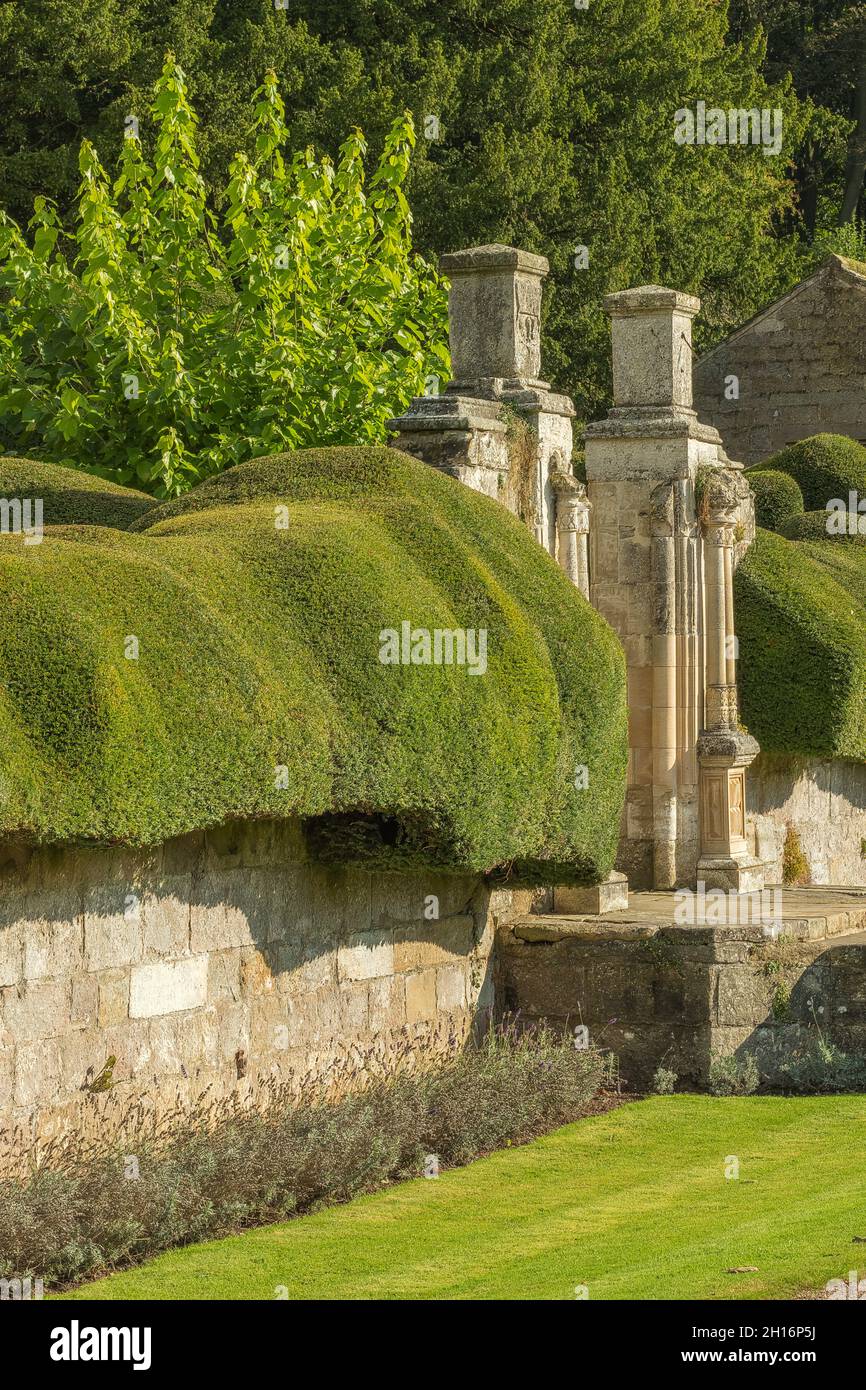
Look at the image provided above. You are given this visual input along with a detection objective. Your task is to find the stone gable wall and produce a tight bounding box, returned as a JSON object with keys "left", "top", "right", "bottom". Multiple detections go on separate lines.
{"left": 0, "top": 820, "right": 506, "bottom": 1146}
{"left": 694, "top": 267, "right": 866, "bottom": 467}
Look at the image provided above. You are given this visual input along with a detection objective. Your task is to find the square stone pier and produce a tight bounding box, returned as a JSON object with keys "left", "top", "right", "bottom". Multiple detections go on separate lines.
{"left": 499, "top": 887, "right": 866, "bottom": 1088}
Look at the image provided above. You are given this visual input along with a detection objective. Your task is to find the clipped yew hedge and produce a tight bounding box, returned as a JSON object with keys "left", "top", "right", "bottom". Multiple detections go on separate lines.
{"left": 0, "top": 446, "right": 627, "bottom": 882}
{"left": 735, "top": 527, "right": 866, "bottom": 759}
{"left": 745, "top": 468, "right": 804, "bottom": 532}
{"left": 778, "top": 509, "right": 866, "bottom": 543}
{"left": 0, "top": 456, "right": 156, "bottom": 530}
{"left": 762, "top": 434, "right": 866, "bottom": 512}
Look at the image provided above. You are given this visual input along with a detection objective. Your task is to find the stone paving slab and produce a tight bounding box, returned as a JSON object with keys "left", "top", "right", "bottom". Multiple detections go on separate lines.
{"left": 513, "top": 886, "right": 866, "bottom": 944}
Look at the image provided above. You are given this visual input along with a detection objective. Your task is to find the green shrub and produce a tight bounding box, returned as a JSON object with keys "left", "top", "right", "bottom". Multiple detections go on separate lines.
{"left": 0, "top": 57, "right": 447, "bottom": 497}
{"left": 778, "top": 508, "right": 866, "bottom": 542}
{"left": 782, "top": 825, "right": 809, "bottom": 887}
{"left": 763, "top": 434, "right": 866, "bottom": 512}
{"left": 0, "top": 445, "right": 627, "bottom": 880}
{"left": 757, "top": 1033, "right": 866, "bottom": 1094}
{"left": 734, "top": 528, "right": 866, "bottom": 759}
{"left": 651, "top": 1065, "right": 678, "bottom": 1095}
{"left": 744, "top": 468, "right": 804, "bottom": 532}
{"left": 0, "top": 1021, "right": 605, "bottom": 1289}
{"left": 0, "top": 457, "right": 154, "bottom": 530}
{"left": 708, "top": 1053, "right": 759, "bottom": 1097}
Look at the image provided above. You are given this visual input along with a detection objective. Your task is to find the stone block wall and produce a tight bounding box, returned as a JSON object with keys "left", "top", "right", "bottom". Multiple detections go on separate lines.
{"left": 0, "top": 820, "right": 505, "bottom": 1146}
{"left": 747, "top": 754, "right": 866, "bottom": 887}
{"left": 694, "top": 256, "right": 866, "bottom": 467}
{"left": 498, "top": 920, "right": 866, "bottom": 1088}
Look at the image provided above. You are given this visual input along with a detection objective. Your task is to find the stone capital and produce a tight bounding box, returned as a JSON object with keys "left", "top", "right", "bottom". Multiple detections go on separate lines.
{"left": 603, "top": 285, "right": 701, "bottom": 319}
{"left": 552, "top": 478, "right": 590, "bottom": 534}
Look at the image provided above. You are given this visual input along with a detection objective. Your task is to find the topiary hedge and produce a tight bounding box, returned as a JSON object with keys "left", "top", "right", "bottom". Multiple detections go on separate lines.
{"left": 735, "top": 527, "right": 866, "bottom": 759}
{"left": 0, "top": 457, "right": 156, "bottom": 530}
{"left": 744, "top": 468, "right": 804, "bottom": 532}
{"left": 0, "top": 446, "right": 627, "bottom": 883}
{"left": 761, "top": 434, "right": 866, "bottom": 511}
{"left": 778, "top": 508, "right": 866, "bottom": 543}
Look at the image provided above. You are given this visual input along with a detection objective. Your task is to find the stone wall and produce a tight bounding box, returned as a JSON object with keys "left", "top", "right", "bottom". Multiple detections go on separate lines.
{"left": 0, "top": 819, "right": 504, "bottom": 1146}
{"left": 748, "top": 754, "right": 866, "bottom": 887}
{"left": 694, "top": 255, "right": 866, "bottom": 467}
{"left": 498, "top": 911, "right": 866, "bottom": 1087}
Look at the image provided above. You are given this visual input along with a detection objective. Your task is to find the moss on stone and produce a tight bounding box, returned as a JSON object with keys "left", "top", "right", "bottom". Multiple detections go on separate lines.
{"left": 0, "top": 446, "right": 628, "bottom": 882}
{"left": 744, "top": 468, "right": 804, "bottom": 532}
{"left": 782, "top": 825, "right": 809, "bottom": 887}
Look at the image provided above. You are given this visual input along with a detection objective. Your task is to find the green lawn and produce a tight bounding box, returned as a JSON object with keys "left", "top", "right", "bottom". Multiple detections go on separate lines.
{"left": 60, "top": 1095, "right": 866, "bottom": 1301}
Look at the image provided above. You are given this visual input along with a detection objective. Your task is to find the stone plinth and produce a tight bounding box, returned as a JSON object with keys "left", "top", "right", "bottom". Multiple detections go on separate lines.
{"left": 440, "top": 243, "right": 549, "bottom": 390}
{"left": 387, "top": 394, "right": 509, "bottom": 501}
{"left": 553, "top": 872, "right": 629, "bottom": 915}
{"left": 697, "top": 728, "right": 763, "bottom": 892}
{"left": 388, "top": 244, "right": 578, "bottom": 564}
{"left": 606, "top": 285, "right": 701, "bottom": 414}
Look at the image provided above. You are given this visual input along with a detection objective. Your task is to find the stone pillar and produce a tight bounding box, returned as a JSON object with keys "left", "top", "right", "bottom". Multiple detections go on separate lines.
{"left": 584, "top": 284, "right": 757, "bottom": 890}
{"left": 696, "top": 475, "right": 762, "bottom": 893}
{"left": 388, "top": 245, "right": 576, "bottom": 562}
{"left": 551, "top": 463, "right": 591, "bottom": 599}
{"left": 704, "top": 521, "right": 729, "bottom": 721}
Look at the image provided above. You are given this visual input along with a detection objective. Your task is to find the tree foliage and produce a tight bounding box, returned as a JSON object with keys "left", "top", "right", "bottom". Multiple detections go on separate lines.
{"left": 0, "top": 56, "right": 447, "bottom": 494}
{"left": 0, "top": 0, "right": 833, "bottom": 421}
{"left": 730, "top": 1, "right": 866, "bottom": 232}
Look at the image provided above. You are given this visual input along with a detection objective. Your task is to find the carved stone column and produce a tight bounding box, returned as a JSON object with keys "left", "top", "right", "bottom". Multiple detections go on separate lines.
{"left": 584, "top": 283, "right": 758, "bottom": 889}
{"left": 696, "top": 476, "right": 763, "bottom": 893}
{"left": 550, "top": 463, "right": 591, "bottom": 599}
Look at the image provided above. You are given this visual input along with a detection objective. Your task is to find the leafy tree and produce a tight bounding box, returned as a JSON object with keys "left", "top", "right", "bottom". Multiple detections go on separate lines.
{"left": 0, "top": 57, "right": 447, "bottom": 495}
{"left": 0, "top": 0, "right": 825, "bottom": 420}
{"left": 730, "top": 1, "right": 866, "bottom": 232}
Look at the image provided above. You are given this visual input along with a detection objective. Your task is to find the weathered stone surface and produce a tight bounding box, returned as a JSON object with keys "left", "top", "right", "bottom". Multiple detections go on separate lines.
{"left": 436, "top": 963, "right": 468, "bottom": 1012}
{"left": 141, "top": 886, "right": 191, "bottom": 959}
{"left": 97, "top": 969, "right": 130, "bottom": 1028}
{"left": 14, "top": 1038, "right": 62, "bottom": 1107}
{"left": 405, "top": 969, "right": 438, "bottom": 1023}
{"left": 392, "top": 917, "right": 475, "bottom": 971}
{"left": 3, "top": 980, "right": 69, "bottom": 1041}
{"left": 84, "top": 890, "right": 142, "bottom": 971}
{"left": 189, "top": 872, "right": 264, "bottom": 953}
{"left": 0, "top": 921, "right": 22, "bottom": 987}
{"left": 70, "top": 975, "right": 98, "bottom": 1030}
{"left": 337, "top": 931, "right": 394, "bottom": 983}
{"left": 748, "top": 754, "right": 866, "bottom": 888}
{"left": 695, "top": 256, "right": 866, "bottom": 465}
{"left": 0, "top": 824, "right": 497, "bottom": 1141}
{"left": 129, "top": 955, "right": 208, "bottom": 1019}
{"left": 21, "top": 900, "right": 82, "bottom": 981}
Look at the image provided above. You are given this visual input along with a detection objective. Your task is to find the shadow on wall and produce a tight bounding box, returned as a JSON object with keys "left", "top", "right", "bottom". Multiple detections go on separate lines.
{"left": 0, "top": 817, "right": 500, "bottom": 1141}
{"left": 748, "top": 753, "right": 866, "bottom": 887}
{"left": 732, "top": 941, "right": 866, "bottom": 1088}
